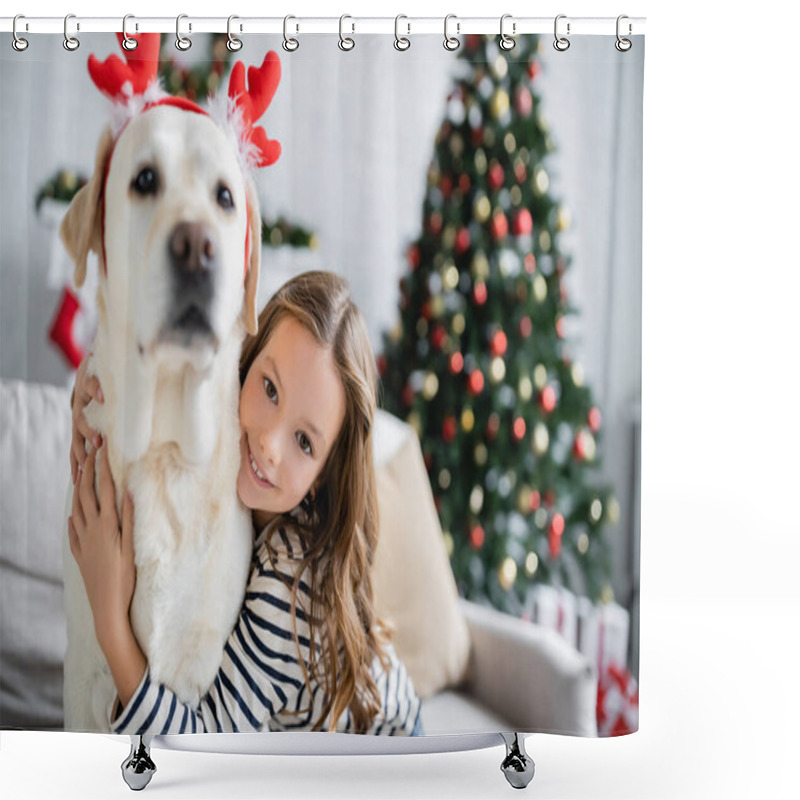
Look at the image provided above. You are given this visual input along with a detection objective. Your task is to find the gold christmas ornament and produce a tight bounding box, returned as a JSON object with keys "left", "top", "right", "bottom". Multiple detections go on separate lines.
{"left": 532, "top": 421, "right": 549, "bottom": 455}
{"left": 461, "top": 407, "right": 475, "bottom": 432}
{"left": 533, "top": 166, "right": 549, "bottom": 195}
{"left": 533, "top": 364, "right": 548, "bottom": 390}
{"left": 474, "top": 194, "right": 491, "bottom": 223}
{"left": 539, "top": 230, "right": 552, "bottom": 252}
{"left": 450, "top": 132, "right": 464, "bottom": 158}
{"left": 557, "top": 205, "right": 571, "bottom": 231}
{"left": 490, "top": 356, "right": 506, "bottom": 383}
{"left": 607, "top": 496, "right": 621, "bottom": 524}
{"left": 590, "top": 498, "right": 603, "bottom": 524}
{"left": 492, "top": 53, "right": 509, "bottom": 79}
{"left": 525, "top": 551, "right": 539, "bottom": 577}
{"left": 577, "top": 532, "right": 590, "bottom": 555}
{"left": 490, "top": 88, "right": 510, "bottom": 119}
{"left": 510, "top": 185, "right": 522, "bottom": 206}
{"left": 407, "top": 411, "right": 422, "bottom": 436}
{"left": 443, "top": 531, "right": 455, "bottom": 558}
{"left": 600, "top": 584, "right": 615, "bottom": 605}
{"left": 534, "top": 507, "right": 548, "bottom": 530}
{"left": 442, "top": 225, "right": 456, "bottom": 249}
{"left": 519, "top": 376, "right": 533, "bottom": 401}
{"left": 498, "top": 557, "right": 518, "bottom": 591}
{"left": 452, "top": 313, "right": 466, "bottom": 335}
{"left": 431, "top": 294, "right": 445, "bottom": 318}
{"left": 471, "top": 252, "right": 490, "bottom": 281}
{"left": 469, "top": 485, "right": 484, "bottom": 514}
{"left": 533, "top": 273, "right": 548, "bottom": 303}
{"left": 444, "top": 264, "right": 460, "bottom": 290}
{"left": 389, "top": 320, "right": 404, "bottom": 344}
{"left": 422, "top": 371, "right": 439, "bottom": 400}
{"left": 517, "top": 485, "right": 531, "bottom": 515}
{"left": 571, "top": 362, "right": 585, "bottom": 387}
{"left": 474, "top": 442, "right": 488, "bottom": 466}
{"left": 475, "top": 148, "right": 488, "bottom": 175}
{"left": 504, "top": 132, "right": 516, "bottom": 154}
{"left": 438, "top": 468, "right": 452, "bottom": 490}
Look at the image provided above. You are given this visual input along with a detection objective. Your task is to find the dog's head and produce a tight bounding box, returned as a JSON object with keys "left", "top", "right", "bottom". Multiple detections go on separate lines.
{"left": 60, "top": 34, "right": 281, "bottom": 371}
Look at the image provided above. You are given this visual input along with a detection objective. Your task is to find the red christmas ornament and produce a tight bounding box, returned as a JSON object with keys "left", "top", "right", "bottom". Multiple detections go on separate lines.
{"left": 431, "top": 325, "right": 447, "bottom": 350}
{"left": 486, "top": 412, "right": 500, "bottom": 440}
{"left": 424, "top": 452, "right": 433, "bottom": 471}
{"left": 459, "top": 173, "right": 471, "bottom": 194}
{"left": 470, "top": 524, "right": 486, "bottom": 549}
{"left": 376, "top": 355, "right": 387, "bottom": 377}
{"left": 440, "top": 174, "right": 454, "bottom": 198}
{"left": 490, "top": 211, "right": 508, "bottom": 240}
{"left": 543, "top": 489, "right": 556, "bottom": 508}
{"left": 421, "top": 301, "right": 433, "bottom": 320}
{"left": 455, "top": 227, "right": 471, "bottom": 254}
{"left": 556, "top": 317, "right": 566, "bottom": 339}
{"left": 519, "top": 316, "right": 533, "bottom": 338}
{"left": 449, "top": 351, "right": 464, "bottom": 374}
{"left": 540, "top": 385, "right": 557, "bottom": 413}
{"left": 443, "top": 415, "right": 458, "bottom": 443}
{"left": 528, "top": 60, "right": 540, "bottom": 80}
{"left": 588, "top": 407, "right": 602, "bottom": 432}
{"left": 467, "top": 369, "right": 485, "bottom": 395}
{"left": 408, "top": 244, "right": 420, "bottom": 271}
{"left": 490, "top": 330, "right": 507, "bottom": 357}
{"left": 524, "top": 253, "right": 536, "bottom": 274}
{"left": 515, "top": 86, "right": 533, "bottom": 117}
{"left": 402, "top": 384, "right": 414, "bottom": 407}
{"left": 513, "top": 417, "right": 526, "bottom": 441}
{"left": 470, "top": 126, "right": 484, "bottom": 147}
{"left": 529, "top": 490, "right": 541, "bottom": 511}
{"left": 429, "top": 211, "right": 443, "bottom": 235}
{"left": 488, "top": 162, "right": 505, "bottom": 191}
{"left": 513, "top": 208, "right": 533, "bottom": 236}
{"left": 514, "top": 160, "right": 527, "bottom": 183}
{"left": 473, "top": 282, "right": 488, "bottom": 306}
{"left": 548, "top": 513, "right": 565, "bottom": 559}
{"left": 573, "top": 430, "right": 588, "bottom": 461}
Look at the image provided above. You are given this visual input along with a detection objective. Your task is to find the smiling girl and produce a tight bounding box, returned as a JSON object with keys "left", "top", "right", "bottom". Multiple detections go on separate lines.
{"left": 68, "top": 270, "right": 422, "bottom": 735}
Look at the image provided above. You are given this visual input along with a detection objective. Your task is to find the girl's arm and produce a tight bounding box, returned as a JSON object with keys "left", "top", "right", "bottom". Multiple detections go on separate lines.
{"left": 71, "top": 457, "right": 313, "bottom": 734}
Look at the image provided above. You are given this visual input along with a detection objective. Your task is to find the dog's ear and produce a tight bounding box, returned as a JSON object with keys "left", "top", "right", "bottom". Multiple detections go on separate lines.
{"left": 60, "top": 125, "right": 114, "bottom": 288}
{"left": 243, "top": 178, "right": 262, "bottom": 336}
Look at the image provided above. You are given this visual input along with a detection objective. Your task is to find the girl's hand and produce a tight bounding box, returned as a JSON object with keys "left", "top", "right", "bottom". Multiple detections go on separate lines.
{"left": 68, "top": 442, "right": 136, "bottom": 656}
{"left": 70, "top": 352, "right": 104, "bottom": 486}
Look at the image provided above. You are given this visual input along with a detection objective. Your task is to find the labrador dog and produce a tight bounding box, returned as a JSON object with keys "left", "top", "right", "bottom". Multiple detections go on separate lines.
{"left": 60, "top": 41, "right": 279, "bottom": 732}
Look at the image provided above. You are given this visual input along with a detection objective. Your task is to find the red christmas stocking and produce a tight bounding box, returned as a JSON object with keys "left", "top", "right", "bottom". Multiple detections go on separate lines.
{"left": 48, "top": 286, "right": 84, "bottom": 369}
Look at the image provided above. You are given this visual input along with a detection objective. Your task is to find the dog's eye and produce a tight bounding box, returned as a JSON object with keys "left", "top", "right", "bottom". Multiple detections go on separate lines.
{"left": 217, "top": 184, "right": 235, "bottom": 211}
{"left": 132, "top": 167, "right": 158, "bottom": 196}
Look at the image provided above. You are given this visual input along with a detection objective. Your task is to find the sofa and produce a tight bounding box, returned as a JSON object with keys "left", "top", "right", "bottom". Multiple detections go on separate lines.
{"left": 0, "top": 377, "right": 597, "bottom": 736}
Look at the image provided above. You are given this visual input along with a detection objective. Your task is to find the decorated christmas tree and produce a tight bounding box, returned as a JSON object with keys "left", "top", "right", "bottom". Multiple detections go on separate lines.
{"left": 379, "top": 34, "right": 620, "bottom": 615}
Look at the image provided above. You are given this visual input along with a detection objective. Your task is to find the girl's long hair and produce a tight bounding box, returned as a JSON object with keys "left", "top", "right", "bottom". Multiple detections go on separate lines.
{"left": 239, "top": 270, "right": 391, "bottom": 732}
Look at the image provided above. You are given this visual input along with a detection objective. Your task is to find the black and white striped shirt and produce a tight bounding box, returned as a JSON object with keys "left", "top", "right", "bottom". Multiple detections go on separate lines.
{"left": 110, "top": 523, "right": 421, "bottom": 736}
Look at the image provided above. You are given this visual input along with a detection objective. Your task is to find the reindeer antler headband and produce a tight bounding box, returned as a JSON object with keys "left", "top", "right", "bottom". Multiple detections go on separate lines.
{"left": 88, "top": 32, "right": 281, "bottom": 172}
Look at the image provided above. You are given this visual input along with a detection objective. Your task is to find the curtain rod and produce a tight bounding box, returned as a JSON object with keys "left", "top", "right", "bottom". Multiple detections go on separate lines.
{"left": 1, "top": 16, "right": 646, "bottom": 37}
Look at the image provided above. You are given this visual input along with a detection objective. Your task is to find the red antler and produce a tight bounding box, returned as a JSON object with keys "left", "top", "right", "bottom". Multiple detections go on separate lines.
{"left": 88, "top": 33, "right": 161, "bottom": 101}
{"left": 228, "top": 51, "right": 282, "bottom": 168}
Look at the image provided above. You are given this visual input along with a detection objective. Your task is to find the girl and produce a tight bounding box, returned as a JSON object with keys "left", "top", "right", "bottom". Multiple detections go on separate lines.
{"left": 68, "top": 270, "right": 422, "bottom": 736}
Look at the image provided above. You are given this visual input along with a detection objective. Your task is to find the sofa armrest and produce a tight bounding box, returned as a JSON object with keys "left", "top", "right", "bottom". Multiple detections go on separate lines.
{"left": 459, "top": 598, "right": 598, "bottom": 736}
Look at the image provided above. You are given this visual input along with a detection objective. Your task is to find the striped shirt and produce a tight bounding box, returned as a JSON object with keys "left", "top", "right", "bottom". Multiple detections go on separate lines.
{"left": 110, "top": 521, "right": 421, "bottom": 736}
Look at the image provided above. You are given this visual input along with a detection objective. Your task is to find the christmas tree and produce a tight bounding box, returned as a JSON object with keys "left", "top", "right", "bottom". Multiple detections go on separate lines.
{"left": 379, "top": 35, "right": 619, "bottom": 614}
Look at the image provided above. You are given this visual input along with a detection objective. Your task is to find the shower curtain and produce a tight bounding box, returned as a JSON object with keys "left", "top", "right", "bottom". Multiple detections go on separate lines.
{"left": 0, "top": 25, "right": 643, "bottom": 741}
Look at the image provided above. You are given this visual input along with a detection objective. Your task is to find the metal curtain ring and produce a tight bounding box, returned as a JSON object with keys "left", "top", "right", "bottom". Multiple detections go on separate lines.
{"left": 553, "top": 14, "right": 570, "bottom": 51}
{"left": 63, "top": 14, "right": 80, "bottom": 51}
{"left": 283, "top": 15, "right": 299, "bottom": 52}
{"left": 499, "top": 14, "right": 516, "bottom": 51}
{"left": 339, "top": 15, "right": 355, "bottom": 51}
{"left": 176, "top": 14, "right": 192, "bottom": 51}
{"left": 444, "top": 14, "right": 460, "bottom": 51}
{"left": 122, "top": 15, "right": 138, "bottom": 51}
{"left": 12, "top": 14, "right": 29, "bottom": 51}
{"left": 227, "top": 15, "right": 243, "bottom": 52}
{"left": 616, "top": 15, "right": 632, "bottom": 52}
{"left": 394, "top": 15, "right": 410, "bottom": 51}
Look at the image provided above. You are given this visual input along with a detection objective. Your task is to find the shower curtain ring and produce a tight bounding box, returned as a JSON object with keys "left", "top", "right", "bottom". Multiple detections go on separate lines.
{"left": 616, "top": 15, "right": 632, "bottom": 52}
{"left": 64, "top": 14, "right": 80, "bottom": 51}
{"left": 553, "top": 14, "right": 570, "bottom": 51}
{"left": 394, "top": 15, "right": 411, "bottom": 51}
{"left": 499, "top": 14, "right": 516, "bottom": 51}
{"left": 176, "top": 14, "right": 192, "bottom": 51}
{"left": 283, "top": 15, "right": 299, "bottom": 52}
{"left": 339, "top": 15, "right": 355, "bottom": 51}
{"left": 444, "top": 14, "right": 460, "bottom": 51}
{"left": 227, "top": 16, "right": 243, "bottom": 51}
{"left": 12, "top": 15, "right": 29, "bottom": 52}
{"left": 121, "top": 15, "right": 138, "bottom": 50}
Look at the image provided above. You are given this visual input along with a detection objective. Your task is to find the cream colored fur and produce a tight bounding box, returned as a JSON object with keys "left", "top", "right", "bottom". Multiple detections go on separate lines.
{"left": 60, "top": 106, "right": 261, "bottom": 732}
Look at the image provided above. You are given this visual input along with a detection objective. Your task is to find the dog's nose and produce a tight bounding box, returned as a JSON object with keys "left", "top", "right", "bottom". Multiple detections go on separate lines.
{"left": 169, "top": 222, "right": 217, "bottom": 275}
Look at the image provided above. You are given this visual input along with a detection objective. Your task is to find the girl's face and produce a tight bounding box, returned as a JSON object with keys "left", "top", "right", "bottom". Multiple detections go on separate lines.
{"left": 236, "top": 315, "right": 346, "bottom": 531}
